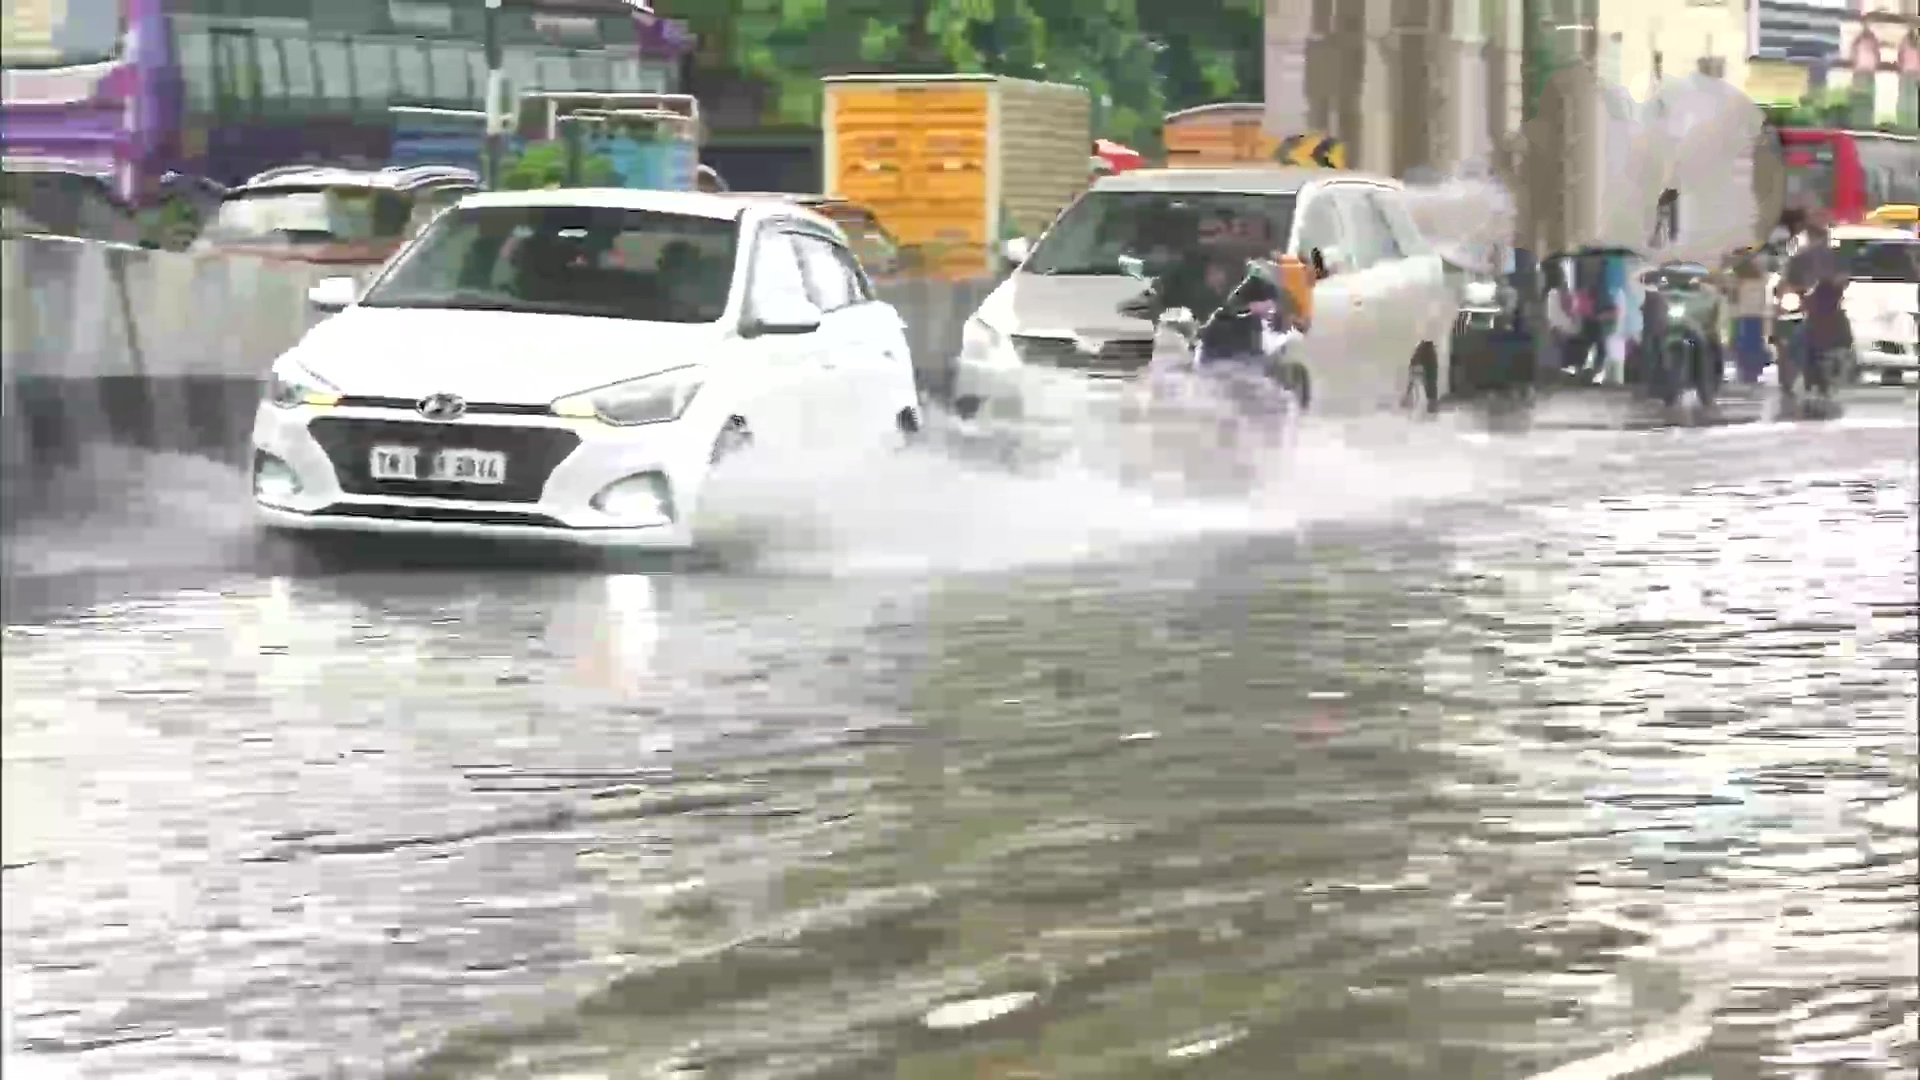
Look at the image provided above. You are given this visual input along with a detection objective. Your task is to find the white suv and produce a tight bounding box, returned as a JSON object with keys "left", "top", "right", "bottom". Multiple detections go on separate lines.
{"left": 953, "top": 167, "right": 1459, "bottom": 421}
{"left": 252, "top": 188, "right": 922, "bottom": 550}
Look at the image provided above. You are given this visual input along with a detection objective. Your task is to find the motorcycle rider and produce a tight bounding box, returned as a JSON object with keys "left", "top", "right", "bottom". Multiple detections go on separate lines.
{"left": 1777, "top": 208, "right": 1850, "bottom": 398}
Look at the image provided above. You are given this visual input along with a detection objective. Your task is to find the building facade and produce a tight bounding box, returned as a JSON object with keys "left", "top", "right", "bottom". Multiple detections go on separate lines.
{"left": 1752, "top": 0, "right": 1920, "bottom": 125}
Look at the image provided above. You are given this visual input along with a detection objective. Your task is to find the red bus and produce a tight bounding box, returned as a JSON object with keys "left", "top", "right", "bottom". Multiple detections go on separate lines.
{"left": 1775, "top": 127, "right": 1920, "bottom": 225}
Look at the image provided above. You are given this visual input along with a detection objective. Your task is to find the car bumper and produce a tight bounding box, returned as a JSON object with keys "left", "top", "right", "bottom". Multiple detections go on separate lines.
{"left": 1854, "top": 345, "right": 1919, "bottom": 386}
{"left": 250, "top": 401, "right": 715, "bottom": 550}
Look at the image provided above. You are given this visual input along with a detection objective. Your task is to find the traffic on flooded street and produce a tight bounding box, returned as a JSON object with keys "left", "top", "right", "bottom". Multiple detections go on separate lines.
{"left": 5, "top": 11, "right": 1920, "bottom": 1077}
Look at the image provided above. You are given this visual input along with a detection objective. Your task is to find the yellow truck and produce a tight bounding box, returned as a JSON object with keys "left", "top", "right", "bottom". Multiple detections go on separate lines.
{"left": 821, "top": 74, "right": 1091, "bottom": 278}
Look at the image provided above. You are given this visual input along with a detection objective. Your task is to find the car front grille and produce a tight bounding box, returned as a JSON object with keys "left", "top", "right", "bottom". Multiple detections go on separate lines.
{"left": 1012, "top": 335, "right": 1154, "bottom": 373}
{"left": 307, "top": 417, "right": 580, "bottom": 504}
{"left": 312, "top": 503, "right": 568, "bottom": 528}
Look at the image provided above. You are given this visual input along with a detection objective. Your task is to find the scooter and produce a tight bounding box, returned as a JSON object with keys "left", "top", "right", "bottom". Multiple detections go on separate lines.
{"left": 1111, "top": 255, "right": 1310, "bottom": 495}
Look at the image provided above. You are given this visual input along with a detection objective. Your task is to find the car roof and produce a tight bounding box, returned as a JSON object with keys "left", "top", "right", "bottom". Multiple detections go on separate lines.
{"left": 230, "top": 164, "right": 480, "bottom": 195}
{"left": 453, "top": 186, "right": 840, "bottom": 231}
{"left": 1089, "top": 166, "right": 1398, "bottom": 195}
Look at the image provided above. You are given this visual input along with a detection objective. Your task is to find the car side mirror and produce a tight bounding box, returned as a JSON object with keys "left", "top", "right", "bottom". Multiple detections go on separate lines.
{"left": 1001, "top": 236, "right": 1032, "bottom": 266}
{"left": 307, "top": 275, "right": 358, "bottom": 313}
{"left": 742, "top": 293, "right": 823, "bottom": 337}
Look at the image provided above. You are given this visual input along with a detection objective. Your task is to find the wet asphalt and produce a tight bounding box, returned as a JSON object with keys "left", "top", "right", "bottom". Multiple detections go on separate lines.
{"left": 3, "top": 391, "right": 1917, "bottom": 1080}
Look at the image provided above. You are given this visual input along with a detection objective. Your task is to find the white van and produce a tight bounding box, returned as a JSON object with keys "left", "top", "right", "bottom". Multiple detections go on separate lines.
{"left": 952, "top": 167, "right": 1459, "bottom": 420}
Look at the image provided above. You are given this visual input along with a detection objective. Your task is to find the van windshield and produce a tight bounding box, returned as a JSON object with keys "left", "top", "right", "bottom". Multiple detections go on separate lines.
{"left": 1023, "top": 191, "right": 1298, "bottom": 276}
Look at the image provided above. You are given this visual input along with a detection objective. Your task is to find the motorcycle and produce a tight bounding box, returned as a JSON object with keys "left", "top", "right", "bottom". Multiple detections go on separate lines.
{"left": 1770, "top": 285, "right": 1846, "bottom": 421}
{"left": 1642, "top": 262, "right": 1726, "bottom": 422}
{"left": 1538, "top": 250, "right": 1725, "bottom": 426}
{"left": 1107, "top": 254, "right": 1312, "bottom": 496}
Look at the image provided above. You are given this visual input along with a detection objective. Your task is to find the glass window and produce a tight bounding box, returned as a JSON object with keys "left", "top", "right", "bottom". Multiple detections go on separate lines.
{"left": 311, "top": 37, "right": 352, "bottom": 102}
{"left": 252, "top": 35, "right": 286, "bottom": 107}
{"left": 572, "top": 53, "right": 611, "bottom": 90}
{"left": 1023, "top": 191, "right": 1298, "bottom": 276}
{"left": 1293, "top": 192, "right": 1346, "bottom": 260}
{"left": 793, "top": 233, "right": 856, "bottom": 311}
{"left": 279, "top": 35, "right": 317, "bottom": 105}
{"left": 361, "top": 204, "right": 742, "bottom": 324}
{"left": 1332, "top": 186, "right": 1402, "bottom": 268}
{"left": 1836, "top": 239, "right": 1919, "bottom": 283}
{"left": 351, "top": 38, "right": 396, "bottom": 107}
{"left": 749, "top": 228, "right": 809, "bottom": 312}
{"left": 393, "top": 39, "right": 431, "bottom": 103}
{"left": 1370, "top": 188, "right": 1432, "bottom": 258}
{"left": 172, "top": 26, "right": 217, "bottom": 112}
{"left": 537, "top": 51, "right": 574, "bottom": 92}
{"left": 503, "top": 47, "right": 540, "bottom": 94}
{"left": 198, "top": 187, "right": 380, "bottom": 248}
{"left": 211, "top": 30, "right": 261, "bottom": 114}
{"left": 609, "top": 57, "right": 644, "bottom": 91}
{"left": 0, "top": 0, "right": 124, "bottom": 68}
{"left": 428, "top": 42, "right": 473, "bottom": 107}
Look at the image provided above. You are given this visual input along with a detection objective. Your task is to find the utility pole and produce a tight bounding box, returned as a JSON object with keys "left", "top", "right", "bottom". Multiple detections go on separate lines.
{"left": 483, "top": 0, "right": 506, "bottom": 189}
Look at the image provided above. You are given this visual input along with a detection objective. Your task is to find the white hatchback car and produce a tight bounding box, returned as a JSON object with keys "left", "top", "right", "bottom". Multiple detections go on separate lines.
{"left": 953, "top": 168, "right": 1459, "bottom": 421}
{"left": 252, "top": 188, "right": 922, "bottom": 550}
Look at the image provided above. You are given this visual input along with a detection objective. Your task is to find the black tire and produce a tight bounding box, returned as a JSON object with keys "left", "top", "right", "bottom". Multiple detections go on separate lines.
{"left": 1403, "top": 344, "right": 1440, "bottom": 416}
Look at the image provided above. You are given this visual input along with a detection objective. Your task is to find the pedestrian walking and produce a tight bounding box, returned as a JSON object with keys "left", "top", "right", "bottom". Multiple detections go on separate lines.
{"left": 1728, "top": 250, "right": 1770, "bottom": 382}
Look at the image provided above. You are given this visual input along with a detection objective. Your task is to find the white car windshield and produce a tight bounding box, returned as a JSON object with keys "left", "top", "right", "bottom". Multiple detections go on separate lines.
{"left": 1023, "top": 191, "right": 1298, "bottom": 276}
{"left": 360, "top": 204, "right": 740, "bottom": 324}
{"left": 1838, "top": 239, "right": 1920, "bottom": 283}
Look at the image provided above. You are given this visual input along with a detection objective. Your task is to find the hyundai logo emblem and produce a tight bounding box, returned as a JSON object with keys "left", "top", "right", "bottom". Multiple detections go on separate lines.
{"left": 417, "top": 393, "right": 467, "bottom": 421}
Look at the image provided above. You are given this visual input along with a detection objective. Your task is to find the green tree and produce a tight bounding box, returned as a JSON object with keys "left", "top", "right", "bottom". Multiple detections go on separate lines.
{"left": 499, "top": 141, "right": 619, "bottom": 190}
{"left": 669, "top": 0, "right": 1179, "bottom": 146}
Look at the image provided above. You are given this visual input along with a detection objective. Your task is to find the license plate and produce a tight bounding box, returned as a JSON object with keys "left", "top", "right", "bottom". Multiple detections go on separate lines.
{"left": 367, "top": 446, "right": 507, "bottom": 484}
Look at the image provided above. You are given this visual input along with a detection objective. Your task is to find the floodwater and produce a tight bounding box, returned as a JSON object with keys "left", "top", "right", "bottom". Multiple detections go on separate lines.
{"left": 4, "top": 398, "right": 1916, "bottom": 1080}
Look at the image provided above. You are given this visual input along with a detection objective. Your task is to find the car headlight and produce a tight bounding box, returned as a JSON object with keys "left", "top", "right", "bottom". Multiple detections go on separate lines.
{"left": 1778, "top": 292, "right": 1802, "bottom": 314}
{"left": 1462, "top": 280, "right": 1497, "bottom": 306}
{"left": 266, "top": 364, "right": 341, "bottom": 409}
{"left": 960, "top": 316, "right": 1013, "bottom": 364}
{"left": 550, "top": 366, "right": 703, "bottom": 426}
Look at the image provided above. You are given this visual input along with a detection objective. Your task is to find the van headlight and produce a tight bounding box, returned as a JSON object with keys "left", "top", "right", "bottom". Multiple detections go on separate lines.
{"left": 266, "top": 364, "right": 341, "bottom": 409}
{"left": 550, "top": 366, "right": 703, "bottom": 426}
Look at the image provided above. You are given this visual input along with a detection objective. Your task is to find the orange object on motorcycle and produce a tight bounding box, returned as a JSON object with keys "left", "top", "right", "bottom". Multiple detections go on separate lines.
{"left": 1275, "top": 253, "right": 1315, "bottom": 326}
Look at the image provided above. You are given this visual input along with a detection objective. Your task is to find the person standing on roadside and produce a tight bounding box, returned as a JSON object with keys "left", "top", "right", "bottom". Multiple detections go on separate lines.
{"left": 1728, "top": 249, "right": 1771, "bottom": 382}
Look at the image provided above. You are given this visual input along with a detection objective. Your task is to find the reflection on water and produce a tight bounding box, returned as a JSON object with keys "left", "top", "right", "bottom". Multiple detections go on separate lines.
{"left": 2, "top": 439, "right": 1916, "bottom": 1080}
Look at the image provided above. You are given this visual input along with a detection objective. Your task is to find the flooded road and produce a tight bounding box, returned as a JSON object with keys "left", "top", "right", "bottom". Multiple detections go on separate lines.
{"left": 4, "top": 404, "right": 1917, "bottom": 1080}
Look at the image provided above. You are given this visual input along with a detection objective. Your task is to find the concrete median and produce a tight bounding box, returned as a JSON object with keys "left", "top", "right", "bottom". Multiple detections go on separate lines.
{"left": 0, "top": 233, "right": 993, "bottom": 530}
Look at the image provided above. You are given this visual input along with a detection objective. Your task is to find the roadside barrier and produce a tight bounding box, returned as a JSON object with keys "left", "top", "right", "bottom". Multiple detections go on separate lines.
{"left": 0, "top": 234, "right": 999, "bottom": 529}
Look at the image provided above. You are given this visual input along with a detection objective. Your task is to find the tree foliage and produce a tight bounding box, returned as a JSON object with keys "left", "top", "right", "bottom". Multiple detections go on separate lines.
{"left": 666, "top": 0, "right": 1264, "bottom": 146}
{"left": 499, "top": 141, "right": 620, "bottom": 190}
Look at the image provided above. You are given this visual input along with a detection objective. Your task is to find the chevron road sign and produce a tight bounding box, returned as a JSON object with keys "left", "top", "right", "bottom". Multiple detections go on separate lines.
{"left": 1276, "top": 132, "right": 1345, "bottom": 168}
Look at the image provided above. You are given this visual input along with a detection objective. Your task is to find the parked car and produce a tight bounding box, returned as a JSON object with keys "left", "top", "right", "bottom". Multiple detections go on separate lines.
{"left": 193, "top": 165, "right": 480, "bottom": 269}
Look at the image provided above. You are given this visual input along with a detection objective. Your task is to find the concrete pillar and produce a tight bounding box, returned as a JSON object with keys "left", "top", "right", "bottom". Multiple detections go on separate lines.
{"left": 1451, "top": 0, "right": 1488, "bottom": 169}
{"left": 1361, "top": 0, "right": 1395, "bottom": 172}
{"left": 1263, "top": 0, "right": 1315, "bottom": 136}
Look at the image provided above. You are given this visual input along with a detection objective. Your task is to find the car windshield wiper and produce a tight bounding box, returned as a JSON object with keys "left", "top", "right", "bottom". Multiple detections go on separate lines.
{"left": 1030, "top": 264, "right": 1126, "bottom": 276}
